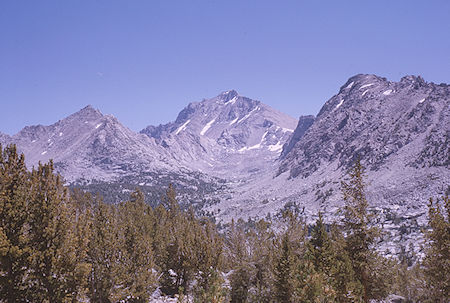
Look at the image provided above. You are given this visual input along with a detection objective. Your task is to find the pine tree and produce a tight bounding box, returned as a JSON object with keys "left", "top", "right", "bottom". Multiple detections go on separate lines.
{"left": 228, "top": 219, "right": 251, "bottom": 303}
{"left": 246, "top": 219, "right": 275, "bottom": 303}
{"left": 191, "top": 216, "right": 224, "bottom": 297}
{"left": 158, "top": 185, "right": 191, "bottom": 296}
{"left": 421, "top": 196, "right": 449, "bottom": 302}
{"left": 194, "top": 269, "right": 226, "bottom": 303}
{"left": 117, "top": 189, "right": 157, "bottom": 302}
{"left": 340, "top": 159, "right": 390, "bottom": 302}
{"left": 66, "top": 189, "right": 94, "bottom": 302}
{"left": 273, "top": 233, "right": 293, "bottom": 303}
{"left": 87, "top": 199, "right": 121, "bottom": 303}
{"left": 27, "top": 161, "right": 78, "bottom": 302}
{"left": 307, "top": 212, "right": 334, "bottom": 275}
{"left": 0, "top": 144, "right": 31, "bottom": 302}
{"left": 292, "top": 260, "right": 337, "bottom": 303}
{"left": 329, "top": 224, "right": 363, "bottom": 303}
{"left": 290, "top": 212, "right": 338, "bottom": 302}
{"left": 272, "top": 211, "right": 308, "bottom": 303}
{"left": 158, "top": 185, "right": 222, "bottom": 297}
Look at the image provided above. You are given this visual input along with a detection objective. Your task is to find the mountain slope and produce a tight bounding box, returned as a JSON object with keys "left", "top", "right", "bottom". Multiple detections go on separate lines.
{"left": 9, "top": 106, "right": 175, "bottom": 182}
{"left": 4, "top": 92, "right": 297, "bottom": 207}
{"left": 279, "top": 74, "right": 449, "bottom": 178}
{"left": 0, "top": 132, "right": 11, "bottom": 146}
{"left": 206, "top": 75, "right": 448, "bottom": 258}
{"left": 141, "top": 90, "right": 298, "bottom": 178}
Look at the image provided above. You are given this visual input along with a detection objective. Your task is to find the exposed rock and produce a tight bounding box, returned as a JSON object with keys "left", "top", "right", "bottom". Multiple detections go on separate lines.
{"left": 141, "top": 90, "right": 298, "bottom": 178}
{"left": 2, "top": 76, "right": 448, "bottom": 259}
{"left": 281, "top": 115, "right": 315, "bottom": 158}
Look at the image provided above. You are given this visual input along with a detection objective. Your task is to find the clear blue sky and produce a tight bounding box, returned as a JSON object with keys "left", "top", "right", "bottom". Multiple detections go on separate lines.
{"left": 1, "top": 0, "right": 449, "bottom": 135}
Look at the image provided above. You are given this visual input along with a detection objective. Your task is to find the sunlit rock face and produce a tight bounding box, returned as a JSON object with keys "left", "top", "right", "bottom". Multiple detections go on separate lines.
{"left": 141, "top": 90, "right": 298, "bottom": 178}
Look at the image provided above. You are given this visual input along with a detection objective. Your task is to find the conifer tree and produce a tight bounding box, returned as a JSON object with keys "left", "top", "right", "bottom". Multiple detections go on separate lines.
{"left": 291, "top": 212, "right": 338, "bottom": 302}
{"left": 273, "top": 233, "right": 293, "bottom": 303}
{"left": 0, "top": 144, "right": 31, "bottom": 302}
{"left": 329, "top": 224, "right": 363, "bottom": 302}
{"left": 292, "top": 260, "right": 337, "bottom": 303}
{"left": 228, "top": 219, "right": 251, "bottom": 303}
{"left": 341, "top": 159, "right": 390, "bottom": 302}
{"left": 191, "top": 216, "right": 224, "bottom": 297}
{"left": 117, "top": 189, "right": 157, "bottom": 302}
{"left": 307, "top": 212, "right": 334, "bottom": 275}
{"left": 27, "top": 161, "right": 78, "bottom": 302}
{"left": 194, "top": 267, "right": 226, "bottom": 303}
{"left": 158, "top": 185, "right": 191, "bottom": 296}
{"left": 87, "top": 199, "right": 121, "bottom": 303}
{"left": 421, "top": 196, "right": 449, "bottom": 302}
{"left": 273, "top": 211, "right": 308, "bottom": 303}
{"left": 158, "top": 185, "right": 220, "bottom": 296}
{"left": 66, "top": 189, "right": 94, "bottom": 302}
{"left": 246, "top": 219, "right": 275, "bottom": 303}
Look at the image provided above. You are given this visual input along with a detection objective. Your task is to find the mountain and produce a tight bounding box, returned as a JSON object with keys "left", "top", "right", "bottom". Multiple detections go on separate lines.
{"left": 141, "top": 90, "right": 298, "bottom": 178}
{"left": 2, "top": 75, "right": 448, "bottom": 249}
{"left": 0, "top": 131, "right": 11, "bottom": 146}
{"left": 7, "top": 105, "right": 178, "bottom": 182}
{"left": 3, "top": 92, "right": 297, "bottom": 207}
{"left": 279, "top": 74, "right": 449, "bottom": 177}
{"left": 280, "top": 115, "right": 315, "bottom": 158}
{"left": 203, "top": 74, "right": 448, "bottom": 256}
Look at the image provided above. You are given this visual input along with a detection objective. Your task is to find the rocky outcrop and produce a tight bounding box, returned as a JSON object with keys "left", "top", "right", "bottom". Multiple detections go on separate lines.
{"left": 281, "top": 115, "right": 315, "bottom": 158}
{"left": 279, "top": 74, "right": 449, "bottom": 178}
{"left": 141, "top": 90, "right": 298, "bottom": 178}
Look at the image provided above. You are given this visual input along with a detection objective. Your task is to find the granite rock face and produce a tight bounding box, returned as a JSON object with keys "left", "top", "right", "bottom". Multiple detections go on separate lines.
{"left": 281, "top": 115, "right": 315, "bottom": 158}
{"left": 3, "top": 91, "right": 298, "bottom": 185}
{"left": 4, "top": 106, "right": 176, "bottom": 182}
{"left": 141, "top": 90, "right": 298, "bottom": 178}
{"left": 204, "top": 75, "right": 448, "bottom": 258}
{"left": 2, "top": 75, "right": 448, "bottom": 253}
{"left": 279, "top": 74, "right": 449, "bottom": 178}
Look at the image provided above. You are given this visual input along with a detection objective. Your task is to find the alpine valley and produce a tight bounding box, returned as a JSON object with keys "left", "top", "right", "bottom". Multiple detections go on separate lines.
{"left": 1, "top": 74, "right": 449, "bottom": 257}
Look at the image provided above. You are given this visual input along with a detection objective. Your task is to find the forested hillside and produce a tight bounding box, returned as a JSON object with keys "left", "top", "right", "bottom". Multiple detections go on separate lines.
{"left": 0, "top": 144, "right": 448, "bottom": 302}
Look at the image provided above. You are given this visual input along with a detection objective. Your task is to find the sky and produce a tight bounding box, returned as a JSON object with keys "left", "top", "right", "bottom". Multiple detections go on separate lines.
{"left": 1, "top": 0, "right": 449, "bottom": 135}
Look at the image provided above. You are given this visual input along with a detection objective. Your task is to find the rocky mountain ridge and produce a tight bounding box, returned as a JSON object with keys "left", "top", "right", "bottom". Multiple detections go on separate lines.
{"left": 279, "top": 74, "right": 449, "bottom": 178}
{"left": 0, "top": 90, "right": 298, "bottom": 206}
{"left": 140, "top": 90, "right": 297, "bottom": 178}
{"left": 201, "top": 74, "right": 448, "bottom": 257}
{"left": 4, "top": 105, "right": 178, "bottom": 182}
{"left": 1, "top": 74, "right": 448, "bottom": 257}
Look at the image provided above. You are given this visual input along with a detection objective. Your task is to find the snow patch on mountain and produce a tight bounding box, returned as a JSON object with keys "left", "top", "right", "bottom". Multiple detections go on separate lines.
{"left": 229, "top": 117, "right": 239, "bottom": 125}
{"left": 335, "top": 99, "right": 344, "bottom": 109}
{"left": 224, "top": 96, "right": 238, "bottom": 105}
{"left": 237, "top": 106, "right": 259, "bottom": 124}
{"left": 200, "top": 119, "right": 216, "bottom": 135}
{"left": 268, "top": 141, "right": 284, "bottom": 152}
{"left": 360, "top": 83, "right": 375, "bottom": 90}
{"left": 175, "top": 120, "right": 191, "bottom": 135}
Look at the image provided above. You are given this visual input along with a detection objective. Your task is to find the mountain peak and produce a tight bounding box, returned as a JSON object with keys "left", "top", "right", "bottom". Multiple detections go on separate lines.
{"left": 80, "top": 104, "right": 101, "bottom": 114}
{"left": 69, "top": 105, "right": 103, "bottom": 122}
{"left": 219, "top": 90, "right": 239, "bottom": 102}
{"left": 220, "top": 89, "right": 239, "bottom": 96}
{"left": 340, "top": 74, "right": 387, "bottom": 90}
{"left": 400, "top": 75, "right": 425, "bottom": 84}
